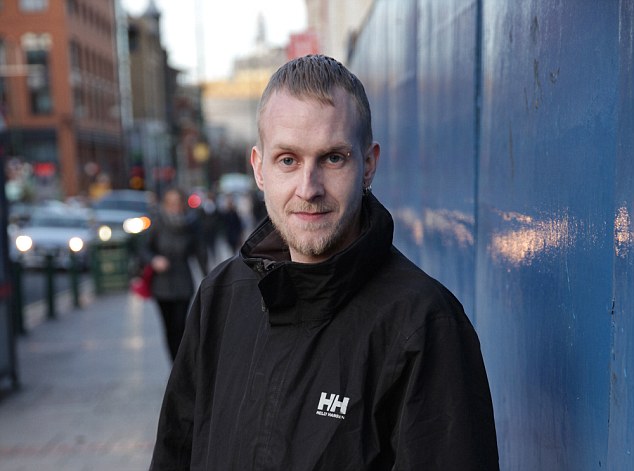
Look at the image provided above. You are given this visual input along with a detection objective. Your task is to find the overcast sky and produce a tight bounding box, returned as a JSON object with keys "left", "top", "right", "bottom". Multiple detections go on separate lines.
{"left": 120, "top": 0, "right": 307, "bottom": 82}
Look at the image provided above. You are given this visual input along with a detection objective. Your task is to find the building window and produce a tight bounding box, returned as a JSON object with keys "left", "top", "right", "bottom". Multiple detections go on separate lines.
{"left": 20, "top": 0, "right": 48, "bottom": 12}
{"left": 22, "top": 33, "right": 53, "bottom": 115}
{"left": 66, "top": 0, "right": 78, "bottom": 15}
{"left": 128, "top": 25, "right": 139, "bottom": 52}
{"left": 69, "top": 40, "right": 80, "bottom": 71}
{"left": 73, "top": 87, "right": 84, "bottom": 118}
{"left": 26, "top": 49, "right": 52, "bottom": 114}
{"left": 0, "top": 39, "right": 7, "bottom": 116}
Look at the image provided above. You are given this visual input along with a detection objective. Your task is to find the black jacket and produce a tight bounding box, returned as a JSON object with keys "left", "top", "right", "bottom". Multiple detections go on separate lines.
{"left": 141, "top": 210, "right": 207, "bottom": 301}
{"left": 150, "top": 195, "right": 499, "bottom": 470}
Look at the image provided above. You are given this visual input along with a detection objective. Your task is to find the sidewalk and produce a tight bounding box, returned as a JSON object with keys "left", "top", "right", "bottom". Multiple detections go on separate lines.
{"left": 0, "top": 286, "right": 172, "bottom": 471}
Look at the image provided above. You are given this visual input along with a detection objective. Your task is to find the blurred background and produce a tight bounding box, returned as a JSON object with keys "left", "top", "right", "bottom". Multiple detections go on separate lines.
{"left": 0, "top": 1, "right": 633, "bottom": 470}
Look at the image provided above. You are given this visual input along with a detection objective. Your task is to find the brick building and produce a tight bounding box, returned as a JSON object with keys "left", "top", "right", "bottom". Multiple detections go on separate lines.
{"left": 0, "top": 0, "right": 124, "bottom": 200}
{"left": 125, "top": 0, "right": 179, "bottom": 195}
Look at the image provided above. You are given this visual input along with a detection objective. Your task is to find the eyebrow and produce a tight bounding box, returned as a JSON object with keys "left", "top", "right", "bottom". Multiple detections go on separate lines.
{"left": 270, "top": 142, "right": 354, "bottom": 157}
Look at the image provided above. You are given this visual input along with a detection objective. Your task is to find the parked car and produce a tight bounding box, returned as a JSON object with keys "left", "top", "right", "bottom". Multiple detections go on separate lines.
{"left": 8, "top": 201, "right": 36, "bottom": 229}
{"left": 91, "top": 190, "right": 156, "bottom": 242}
{"left": 11, "top": 203, "right": 98, "bottom": 270}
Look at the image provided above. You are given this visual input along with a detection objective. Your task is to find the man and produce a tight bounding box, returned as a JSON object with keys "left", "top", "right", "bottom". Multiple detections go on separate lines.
{"left": 150, "top": 55, "right": 499, "bottom": 470}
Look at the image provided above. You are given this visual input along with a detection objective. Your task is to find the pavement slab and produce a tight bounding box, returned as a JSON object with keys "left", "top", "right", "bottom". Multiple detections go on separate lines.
{"left": 0, "top": 291, "right": 172, "bottom": 471}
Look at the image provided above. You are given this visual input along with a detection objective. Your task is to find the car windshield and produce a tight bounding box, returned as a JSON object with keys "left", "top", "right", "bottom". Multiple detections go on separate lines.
{"left": 31, "top": 216, "right": 92, "bottom": 229}
{"left": 92, "top": 199, "right": 148, "bottom": 212}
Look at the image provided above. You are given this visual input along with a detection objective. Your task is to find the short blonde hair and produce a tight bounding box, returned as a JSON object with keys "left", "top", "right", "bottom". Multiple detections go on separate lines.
{"left": 257, "top": 55, "right": 373, "bottom": 150}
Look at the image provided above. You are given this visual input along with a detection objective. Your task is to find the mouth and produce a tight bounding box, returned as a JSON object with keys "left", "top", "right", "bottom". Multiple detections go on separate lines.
{"left": 292, "top": 211, "right": 330, "bottom": 222}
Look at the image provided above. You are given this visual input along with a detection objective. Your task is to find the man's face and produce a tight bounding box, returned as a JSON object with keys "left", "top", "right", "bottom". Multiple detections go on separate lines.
{"left": 251, "top": 88, "right": 379, "bottom": 263}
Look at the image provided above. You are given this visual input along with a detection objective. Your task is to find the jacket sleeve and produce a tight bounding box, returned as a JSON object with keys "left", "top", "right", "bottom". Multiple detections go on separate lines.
{"left": 149, "top": 288, "right": 202, "bottom": 470}
{"left": 391, "top": 312, "right": 499, "bottom": 470}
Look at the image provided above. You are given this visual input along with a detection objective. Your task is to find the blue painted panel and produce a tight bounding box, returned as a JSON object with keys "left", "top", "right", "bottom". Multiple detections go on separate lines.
{"left": 351, "top": 0, "right": 633, "bottom": 468}
{"left": 477, "top": 1, "right": 618, "bottom": 468}
{"left": 386, "top": 0, "right": 421, "bottom": 265}
{"left": 608, "top": 2, "right": 634, "bottom": 468}
{"left": 414, "top": 0, "right": 479, "bottom": 316}
{"left": 351, "top": 0, "right": 389, "bottom": 191}
{"left": 353, "top": 0, "right": 423, "bottom": 266}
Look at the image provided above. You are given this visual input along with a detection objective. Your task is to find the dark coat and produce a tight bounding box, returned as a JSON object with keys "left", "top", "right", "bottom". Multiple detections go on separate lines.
{"left": 150, "top": 195, "right": 499, "bottom": 470}
{"left": 142, "top": 210, "right": 207, "bottom": 301}
{"left": 220, "top": 206, "right": 243, "bottom": 251}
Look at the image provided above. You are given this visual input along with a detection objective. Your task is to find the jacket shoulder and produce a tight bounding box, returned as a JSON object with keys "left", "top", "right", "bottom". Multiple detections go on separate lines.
{"left": 388, "top": 247, "right": 462, "bottom": 300}
{"left": 199, "top": 255, "right": 257, "bottom": 293}
{"left": 362, "top": 247, "right": 473, "bottom": 335}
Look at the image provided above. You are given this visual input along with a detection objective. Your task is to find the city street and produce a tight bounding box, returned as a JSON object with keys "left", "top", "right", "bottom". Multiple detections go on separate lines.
{"left": 21, "top": 269, "right": 91, "bottom": 308}
{"left": 0, "top": 287, "right": 172, "bottom": 471}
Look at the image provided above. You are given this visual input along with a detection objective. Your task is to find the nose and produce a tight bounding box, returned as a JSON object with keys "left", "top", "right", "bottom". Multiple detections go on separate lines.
{"left": 296, "top": 163, "right": 324, "bottom": 201}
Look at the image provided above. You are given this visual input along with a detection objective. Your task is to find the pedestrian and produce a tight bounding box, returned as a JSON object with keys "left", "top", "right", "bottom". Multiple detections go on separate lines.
{"left": 150, "top": 55, "right": 498, "bottom": 470}
{"left": 201, "top": 190, "right": 222, "bottom": 263}
{"left": 141, "top": 187, "right": 207, "bottom": 362}
{"left": 250, "top": 188, "right": 267, "bottom": 224}
{"left": 219, "top": 193, "right": 243, "bottom": 253}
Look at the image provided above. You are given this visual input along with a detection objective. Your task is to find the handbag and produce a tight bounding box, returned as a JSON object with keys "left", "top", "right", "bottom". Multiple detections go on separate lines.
{"left": 130, "top": 264, "right": 154, "bottom": 299}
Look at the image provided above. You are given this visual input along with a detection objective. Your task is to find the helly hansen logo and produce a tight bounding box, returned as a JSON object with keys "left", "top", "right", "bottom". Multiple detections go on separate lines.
{"left": 316, "top": 392, "right": 349, "bottom": 420}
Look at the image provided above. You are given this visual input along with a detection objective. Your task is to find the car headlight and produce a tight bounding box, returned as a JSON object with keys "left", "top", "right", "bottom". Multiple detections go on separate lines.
{"left": 15, "top": 235, "right": 33, "bottom": 253}
{"left": 123, "top": 216, "right": 151, "bottom": 234}
{"left": 69, "top": 237, "right": 84, "bottom": 253}
{"left": 98, "top": 225, "right": 113, "bottom": 241}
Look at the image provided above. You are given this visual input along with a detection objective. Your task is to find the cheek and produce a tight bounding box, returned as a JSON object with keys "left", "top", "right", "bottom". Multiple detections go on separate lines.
{"left": 334, "top": 172, "right": 363, "bottom": 202}
{"left": 263, "top": 168, "right": 296, "bottom": 197}
{"left": 262, "top": 180, "right": 289, "bottom": 211}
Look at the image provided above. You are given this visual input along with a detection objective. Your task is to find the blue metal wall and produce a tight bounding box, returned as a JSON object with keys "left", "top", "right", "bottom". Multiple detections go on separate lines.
{"left": 350, "top": 0, "right": 634, "bottom": 469}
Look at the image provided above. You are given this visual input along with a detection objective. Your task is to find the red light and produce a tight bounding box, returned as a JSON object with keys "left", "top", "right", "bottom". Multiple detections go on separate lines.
{"left": 188, "top": 194, "right": 202, "bottom": 209}
{"left": 34, "top": 162, "right": 57, "bottom": 177}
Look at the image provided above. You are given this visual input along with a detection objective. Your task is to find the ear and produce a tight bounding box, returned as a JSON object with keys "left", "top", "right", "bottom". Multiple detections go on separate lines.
{"left": 250, "top": 146, "right": 265, "bottom": 191}
{"left": 363, "top": 142, "right": 380, "bottom": 187}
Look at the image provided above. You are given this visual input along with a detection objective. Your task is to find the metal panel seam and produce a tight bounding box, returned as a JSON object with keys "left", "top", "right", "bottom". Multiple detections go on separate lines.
{"left": 473, "top": 0, "right": 484, "bottom": 327}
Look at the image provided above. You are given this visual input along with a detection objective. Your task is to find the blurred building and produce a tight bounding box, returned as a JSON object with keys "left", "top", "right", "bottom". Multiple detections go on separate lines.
{"left": 201, "top": 15, "right": 285, "bottom": 148}
{"left": 124, "top": 0, "right": 208, "bottom": 196}
{"left": 287, "top": 30, "right": 321, "bottom": 60}
{"left": 305, "top": 0, "right": 374, "bottom": 63}
{"left": 200, "top": 13, "right": 318, "bottom": 183}
{"left": 126, "top": 0, "right": 173, "bottom": 195}
{"left": 172, "top": 82, "right": 208, "bottom": 190}
{"left": 0, "top": 0, "right": 125, "bottom": 200}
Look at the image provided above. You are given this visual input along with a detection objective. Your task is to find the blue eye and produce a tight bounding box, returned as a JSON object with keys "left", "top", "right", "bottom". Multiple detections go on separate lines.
{"left": 281, "top": 157, "right": 295, "bottom": 166}
{"left": 327, "top": 154, "right": 345, "bottom": 164}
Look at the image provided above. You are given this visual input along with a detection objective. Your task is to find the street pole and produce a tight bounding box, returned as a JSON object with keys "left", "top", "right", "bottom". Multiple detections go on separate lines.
{"left": 45, "top": 252, "right": 56, "bottom": 319}
{"left": 69, "top": 251, "right": 80, "bottom": 308}
{"left": 11, "top": 259, "right": 25, "bottom": 335}
{"left": 195, "top": 0, "right": 206, "bottom": 83}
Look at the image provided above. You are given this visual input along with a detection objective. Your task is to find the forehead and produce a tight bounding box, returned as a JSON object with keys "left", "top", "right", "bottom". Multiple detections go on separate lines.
{"left": 259, "top": 88, "right": 360, "bottom": 152}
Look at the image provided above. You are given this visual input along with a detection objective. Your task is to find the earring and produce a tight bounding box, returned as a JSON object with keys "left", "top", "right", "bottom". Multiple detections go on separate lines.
{"left": 362, "top": 184, "right": 372, "bottom": 196}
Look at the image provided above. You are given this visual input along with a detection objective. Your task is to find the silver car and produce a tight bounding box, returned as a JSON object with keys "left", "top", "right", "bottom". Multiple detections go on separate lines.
{"left": 12, "top": 203, "right": 98, "bottom": 269}
{"left": 91, "top": 190, "right": 155, "bottom": 242}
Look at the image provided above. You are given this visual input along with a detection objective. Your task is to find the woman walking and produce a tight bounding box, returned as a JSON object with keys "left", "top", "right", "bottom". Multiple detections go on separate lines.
{"left": 141, "top": 187, "right": 207, "bottom": 361}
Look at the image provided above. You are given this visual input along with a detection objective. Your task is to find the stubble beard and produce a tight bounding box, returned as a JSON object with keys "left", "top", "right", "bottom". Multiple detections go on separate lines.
{"left": 268, "top": 200, "right": 359, "bottom": 260}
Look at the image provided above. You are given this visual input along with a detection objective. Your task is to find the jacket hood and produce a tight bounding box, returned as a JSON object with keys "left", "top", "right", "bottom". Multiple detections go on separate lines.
{"left": 241, "top": 194, "right": 394, "bottom": 325}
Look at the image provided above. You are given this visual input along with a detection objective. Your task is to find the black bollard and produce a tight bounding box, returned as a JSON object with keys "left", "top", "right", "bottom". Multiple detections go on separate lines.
{"left": 69, "top": 250, "right": 80, "bottom": 308}
{"left": 91, "top": 243, "right": 104, "bottom": 296}
{"left": 12, "top": 258, "right": 25, "bottom": 335}
{"left": 45, "top": 252, "right": 56, "bottom": 320}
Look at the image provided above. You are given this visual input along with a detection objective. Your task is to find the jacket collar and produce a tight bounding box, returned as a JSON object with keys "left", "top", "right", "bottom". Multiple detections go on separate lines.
{"left": 241, "top": 194, "right": 394, "bottom": 325}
